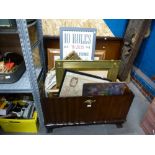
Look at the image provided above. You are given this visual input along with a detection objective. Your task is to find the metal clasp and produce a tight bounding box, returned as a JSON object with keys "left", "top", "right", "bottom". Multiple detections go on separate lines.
{"left": 84, "top": 99, "right": 96, "bottom": 108}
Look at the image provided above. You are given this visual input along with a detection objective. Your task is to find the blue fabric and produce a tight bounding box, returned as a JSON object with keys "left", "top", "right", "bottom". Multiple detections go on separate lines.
{"left": 104, "top": 19, "right": 128, "bottom": 37}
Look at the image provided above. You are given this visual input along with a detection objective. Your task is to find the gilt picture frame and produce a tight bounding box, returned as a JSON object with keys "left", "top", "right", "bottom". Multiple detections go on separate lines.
{"left": 55, "top": 60, "right": 121, "bottom": 88}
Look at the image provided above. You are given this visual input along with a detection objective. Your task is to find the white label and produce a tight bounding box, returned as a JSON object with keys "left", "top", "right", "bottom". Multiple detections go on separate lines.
{"left": 5, "top": 76, "right": 11, "bottom": 79}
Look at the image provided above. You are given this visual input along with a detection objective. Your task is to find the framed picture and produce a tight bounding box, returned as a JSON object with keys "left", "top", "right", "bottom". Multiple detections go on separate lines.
{"left": 59, "top": 70, "right": 110, "bottom": 97}
{"left": 60, "top": 27, "right": 97, "bottom": 60}
{"left": 47, "top": 48, "right": 60, "bottom": 70}
{"left": 55, "top": 60, "right": 121, "bottom": 88}
{"left": 82, "top": 82, "right": 127, "bottom": 96}
{"left": 94, "top": 50, "right": 106, "bottom": 60}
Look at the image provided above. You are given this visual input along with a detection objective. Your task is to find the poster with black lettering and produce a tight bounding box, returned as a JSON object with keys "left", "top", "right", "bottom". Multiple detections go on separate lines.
{"left": 60, "top": 27, "right": 97, "bottom": 60}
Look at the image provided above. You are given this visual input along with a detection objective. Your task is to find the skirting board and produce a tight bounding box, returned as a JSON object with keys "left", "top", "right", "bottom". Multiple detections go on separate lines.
{"left": 131, "top": 66, "right": 155, "bottom": 102}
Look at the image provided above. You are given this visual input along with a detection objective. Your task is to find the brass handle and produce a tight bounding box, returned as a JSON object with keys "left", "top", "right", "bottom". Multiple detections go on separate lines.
{"left": 84, "top": 99, "right": 96, "bottom": 108}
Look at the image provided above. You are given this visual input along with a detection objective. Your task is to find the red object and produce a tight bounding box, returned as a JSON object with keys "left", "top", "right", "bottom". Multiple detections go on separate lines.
{"left": 141, "top": 98, "right": 155, "bottom": 135}
{"left": 5, "top": 62, "right": 15, "bottom": 70}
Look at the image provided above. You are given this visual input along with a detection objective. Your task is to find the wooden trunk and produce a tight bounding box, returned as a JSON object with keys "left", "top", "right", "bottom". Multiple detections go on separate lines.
{"left": 42, "top": 36, "right": 134, "bottom": 130}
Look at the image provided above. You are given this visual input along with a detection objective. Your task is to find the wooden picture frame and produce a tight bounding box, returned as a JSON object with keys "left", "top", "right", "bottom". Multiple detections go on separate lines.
{"left": 55, "top": 60, "right": 121, "bottom": 88}
{"left": 47, "top": 48, "right": 60, "bottom": 70}
{"left": 94, "top": 50, "right": 106, "bottom": 60}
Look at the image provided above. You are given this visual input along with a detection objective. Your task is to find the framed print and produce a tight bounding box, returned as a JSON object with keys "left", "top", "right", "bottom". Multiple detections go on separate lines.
{"left": 59, "top": 70, "right": 110, "bottom": 97}
{"left": 60, "top": 27, "right": 97, "bottom": 60}
{"left": 82, "top": 82, "right": 127, "bottom": 96}
{"left": 47, "top": 48, "right": 60, "bottom": 70}
{"left": 55, "top": 60, "right": 121, "bottom": 88}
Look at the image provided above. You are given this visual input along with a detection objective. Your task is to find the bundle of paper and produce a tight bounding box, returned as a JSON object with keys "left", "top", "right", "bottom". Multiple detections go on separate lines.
{"left": 45, "top": 69, "right": 56, "bottom": 90}
{"left": 44, "top": 69, "right": 56, "bottom": 97}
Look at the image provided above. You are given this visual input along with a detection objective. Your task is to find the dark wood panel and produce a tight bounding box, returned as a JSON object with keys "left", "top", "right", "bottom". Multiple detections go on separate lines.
{"left": 95, "top": 38, "right": 123, "bottom": 60}
{"left": 42, "top": 90, "right": 134, "bottom": 126}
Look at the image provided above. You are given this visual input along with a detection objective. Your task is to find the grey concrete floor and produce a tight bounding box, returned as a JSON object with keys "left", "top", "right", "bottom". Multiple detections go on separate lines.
{"left": 45, "top": 82, "right": 150, "bottom": 135}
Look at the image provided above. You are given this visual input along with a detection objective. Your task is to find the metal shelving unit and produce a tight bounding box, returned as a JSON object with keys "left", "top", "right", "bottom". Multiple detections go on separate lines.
{"left": 0, "top": 19, "right": 46, "bottom": 132}
{"left": 0, "top": 68, "right": 42, "bottom": 93}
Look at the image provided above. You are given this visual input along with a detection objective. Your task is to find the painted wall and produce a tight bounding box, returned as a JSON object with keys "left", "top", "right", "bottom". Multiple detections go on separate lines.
{"left": 134, "top": 20, "right": 155, "bottom": 80}
{"left": 104, "top": 19, "right": 128, "bottom": 37}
